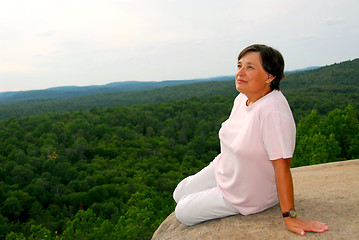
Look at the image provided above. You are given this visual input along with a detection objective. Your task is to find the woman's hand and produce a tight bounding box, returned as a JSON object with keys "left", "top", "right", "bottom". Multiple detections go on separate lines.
{"left": 284, "top": 217, "right": 329, "bottom": 236}
{"left": 271, "top": 158, "right": 329, "bottom": 236}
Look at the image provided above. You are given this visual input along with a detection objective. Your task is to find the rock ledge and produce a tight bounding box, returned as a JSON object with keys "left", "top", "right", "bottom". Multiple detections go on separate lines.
{"left": 152, "top": 160, "right": 359, "bottom": 240}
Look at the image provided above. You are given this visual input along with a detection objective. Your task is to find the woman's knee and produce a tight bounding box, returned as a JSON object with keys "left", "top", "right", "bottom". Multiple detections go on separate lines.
{"left": 173, "top": 184, "right": 183, "bottom": 203}
{"left": 172, "top": 177, "right": 190, "bottom": 203}
{"left": 174, "top": 202, "right": 196, "bottom": 226}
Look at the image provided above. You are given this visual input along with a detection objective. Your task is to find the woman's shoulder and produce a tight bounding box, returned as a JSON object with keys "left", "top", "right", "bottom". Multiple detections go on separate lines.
{"left": 259, "top": 90, "right": 292, "bottom": 115}
{"left": 262, "top": 90, "right": 288, "bottom": 106}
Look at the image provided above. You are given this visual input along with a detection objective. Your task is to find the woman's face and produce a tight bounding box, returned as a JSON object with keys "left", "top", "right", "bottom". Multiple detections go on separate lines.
{"left": 235, "top": 51, "right": 271, "bottom": 97}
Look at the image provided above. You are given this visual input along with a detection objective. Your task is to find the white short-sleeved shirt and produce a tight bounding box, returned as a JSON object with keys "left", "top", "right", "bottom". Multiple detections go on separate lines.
{"left": 215, "top": 90, "right": 296, "bottom": 215}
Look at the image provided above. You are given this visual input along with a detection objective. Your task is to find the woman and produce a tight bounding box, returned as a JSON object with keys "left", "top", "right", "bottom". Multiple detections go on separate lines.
{"left": 173, "top": 44, "right": 329, "bottom": 236}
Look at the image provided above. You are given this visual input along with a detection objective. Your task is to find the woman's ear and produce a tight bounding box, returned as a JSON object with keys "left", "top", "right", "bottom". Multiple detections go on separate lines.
{"left": 267, "top": 74, "right": 275, "bottom": 83}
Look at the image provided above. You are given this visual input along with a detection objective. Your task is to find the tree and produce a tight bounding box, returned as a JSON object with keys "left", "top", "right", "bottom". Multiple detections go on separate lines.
{"left": 322, "top": 105, "right": 358, "bottom": 159}
{"left": 293, "top": 105, "right": 358, "bottom": 167}
{"left": 113, "top": 192, "right": 160, "bottom": 240}
{"left": 10, "top": 164, "right": 34, "bottom": 187}
{"left": 28, "top": 224, "right": 56, "bottom": 240}
{"left": 3, "top": 197, "right": 23, "bottom": 221}
{"left": 62, "top": 209, "right": 108, "bottom": 240}
{"left": 348, "top": 133, "right": 359, "bottom": 159}
{"left": 0, "top": 213, "right": 10, "bottom": 239}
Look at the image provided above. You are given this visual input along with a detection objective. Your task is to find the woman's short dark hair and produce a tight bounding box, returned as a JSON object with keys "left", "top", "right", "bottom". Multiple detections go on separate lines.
{"left": 238, "top": 44, "right": 285, "bottom": 90}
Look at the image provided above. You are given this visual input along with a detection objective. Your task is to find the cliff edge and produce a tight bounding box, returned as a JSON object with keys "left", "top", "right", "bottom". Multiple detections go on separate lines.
{"left": 152, "top": 159, "right": 359, "bottom": 240}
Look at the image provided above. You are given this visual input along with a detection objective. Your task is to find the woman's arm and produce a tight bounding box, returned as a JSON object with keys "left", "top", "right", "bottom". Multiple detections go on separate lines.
{"left": 271, "top": 158, "right": 329, "bottom": 236}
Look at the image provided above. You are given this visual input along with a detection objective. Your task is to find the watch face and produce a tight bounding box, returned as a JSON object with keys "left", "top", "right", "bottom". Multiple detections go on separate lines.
{"left": 290, "top": 209, "right": 297, "bottom": 218}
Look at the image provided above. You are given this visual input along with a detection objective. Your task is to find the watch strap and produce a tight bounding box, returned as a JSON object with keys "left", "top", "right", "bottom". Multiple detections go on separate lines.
{"left": 282, "top": 209, "right": 297, "bottom": 218}
{"left": 282, "top": 211, "right": 291, "bottom": 218}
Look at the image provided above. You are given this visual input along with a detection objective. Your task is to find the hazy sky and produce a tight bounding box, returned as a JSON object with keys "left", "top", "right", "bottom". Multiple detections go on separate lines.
{"left": 1, "top": 0, "right": 358, "bottom": 92}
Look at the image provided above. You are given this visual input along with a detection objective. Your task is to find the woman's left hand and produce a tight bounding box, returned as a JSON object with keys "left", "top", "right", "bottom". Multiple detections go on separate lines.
{"left": 284, "top": 217, "right": 329, "bottom": 236}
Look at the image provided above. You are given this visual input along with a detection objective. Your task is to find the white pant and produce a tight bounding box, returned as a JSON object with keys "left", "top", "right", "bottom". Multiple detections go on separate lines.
{"left": 173, "top": 161, "right": 239, "bottom": 226}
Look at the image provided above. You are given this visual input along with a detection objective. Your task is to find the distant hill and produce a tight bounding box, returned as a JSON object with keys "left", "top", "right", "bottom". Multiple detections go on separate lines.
{"left": 0, "top": 76, "right": 232, "bottom": 104}
{"left": 0, "top": 67, "right": 320, "bottom": 104}
{"left": 0, "top": 80, "right": 238, "bottom": 121}
{"left": 281, "top": 58, "right": 359, "bottom": 120}
{"left": 0, "top": 59, "right": 357, "bottom": 121}
{"left": 285, "top": 66, "right": 320, "bottom": 74}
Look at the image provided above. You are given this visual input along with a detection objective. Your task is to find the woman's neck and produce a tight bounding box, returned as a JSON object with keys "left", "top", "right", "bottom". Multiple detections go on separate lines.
{"left": 246, "top": 88, "right": 273, "bottom": 106}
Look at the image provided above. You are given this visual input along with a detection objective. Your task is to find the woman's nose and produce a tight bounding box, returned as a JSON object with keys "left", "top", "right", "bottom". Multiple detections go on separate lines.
{"left": 236, "top": 67, "right": 245, "bottom": 76}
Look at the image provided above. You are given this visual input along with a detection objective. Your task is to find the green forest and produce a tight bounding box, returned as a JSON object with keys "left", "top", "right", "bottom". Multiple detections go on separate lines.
{"left": 0, "top": 59, "right": 358, "bottom": 122}
{"left": 0, "top": 59, "right": 358, "bottom": 239}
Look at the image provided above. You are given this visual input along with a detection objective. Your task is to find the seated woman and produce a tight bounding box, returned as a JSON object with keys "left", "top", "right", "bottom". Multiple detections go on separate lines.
{"left": 173, "top": 44, "right": 329, "bottom": 236}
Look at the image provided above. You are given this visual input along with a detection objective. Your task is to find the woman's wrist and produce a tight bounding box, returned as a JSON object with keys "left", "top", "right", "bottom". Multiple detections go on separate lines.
{"left": 282, "top": 208, "right": 297, "bottom": 218}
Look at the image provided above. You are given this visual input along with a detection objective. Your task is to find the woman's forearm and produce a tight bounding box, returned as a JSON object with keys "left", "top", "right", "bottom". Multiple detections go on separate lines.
{"left": 271, "top": 158, "right": 295, "bottom": 213}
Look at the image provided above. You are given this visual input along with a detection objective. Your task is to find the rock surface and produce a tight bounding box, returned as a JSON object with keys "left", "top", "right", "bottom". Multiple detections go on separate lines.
{"left": 152, "top": 160, "right": 359, "bottom": 240}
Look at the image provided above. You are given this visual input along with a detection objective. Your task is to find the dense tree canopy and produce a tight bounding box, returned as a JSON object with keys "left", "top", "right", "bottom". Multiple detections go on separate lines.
{"left": 0, "top": 93, "right": 357, "bottom": 239}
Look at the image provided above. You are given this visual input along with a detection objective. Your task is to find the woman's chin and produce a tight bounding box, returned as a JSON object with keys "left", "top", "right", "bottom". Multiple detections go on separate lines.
{"left": 236, "top": 85, "right": 245, "bottom": 93}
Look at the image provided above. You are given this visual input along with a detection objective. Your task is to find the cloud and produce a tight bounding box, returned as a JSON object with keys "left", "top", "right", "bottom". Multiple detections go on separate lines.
{"left": 320, "top": 17, "right": 346, "bottom": 26}
{"left": 289, "top": 34, "right": 318, "bottom": 40}
{"left": 0, "top": 61, "right": 43, "bottom": 74}
{"left": 0, "top": 0, "right": 358, "bottom": 92}
{"left": 38, "top": 31, "right": 56, "bottom": 37}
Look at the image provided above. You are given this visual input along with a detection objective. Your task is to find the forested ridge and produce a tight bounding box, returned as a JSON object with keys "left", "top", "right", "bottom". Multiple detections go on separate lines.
{"left": 0, "top": 58, "right": 358, "bottom": 122}
{"left": 0, "top": 81, "right": 237, "bottom": 121}
{"left": 0, "top": 76, "right": 232, "bottom": 105}
{"left": 0, "top": 59, "right": 358, "bottom": 239}
{"left": 282, "top": 58, "right": 359, "bottom": 121}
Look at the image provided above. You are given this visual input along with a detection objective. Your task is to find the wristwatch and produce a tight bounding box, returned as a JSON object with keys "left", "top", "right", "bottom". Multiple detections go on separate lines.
{"left": 282, "top": 209, "right": 297, "bottom": 218}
